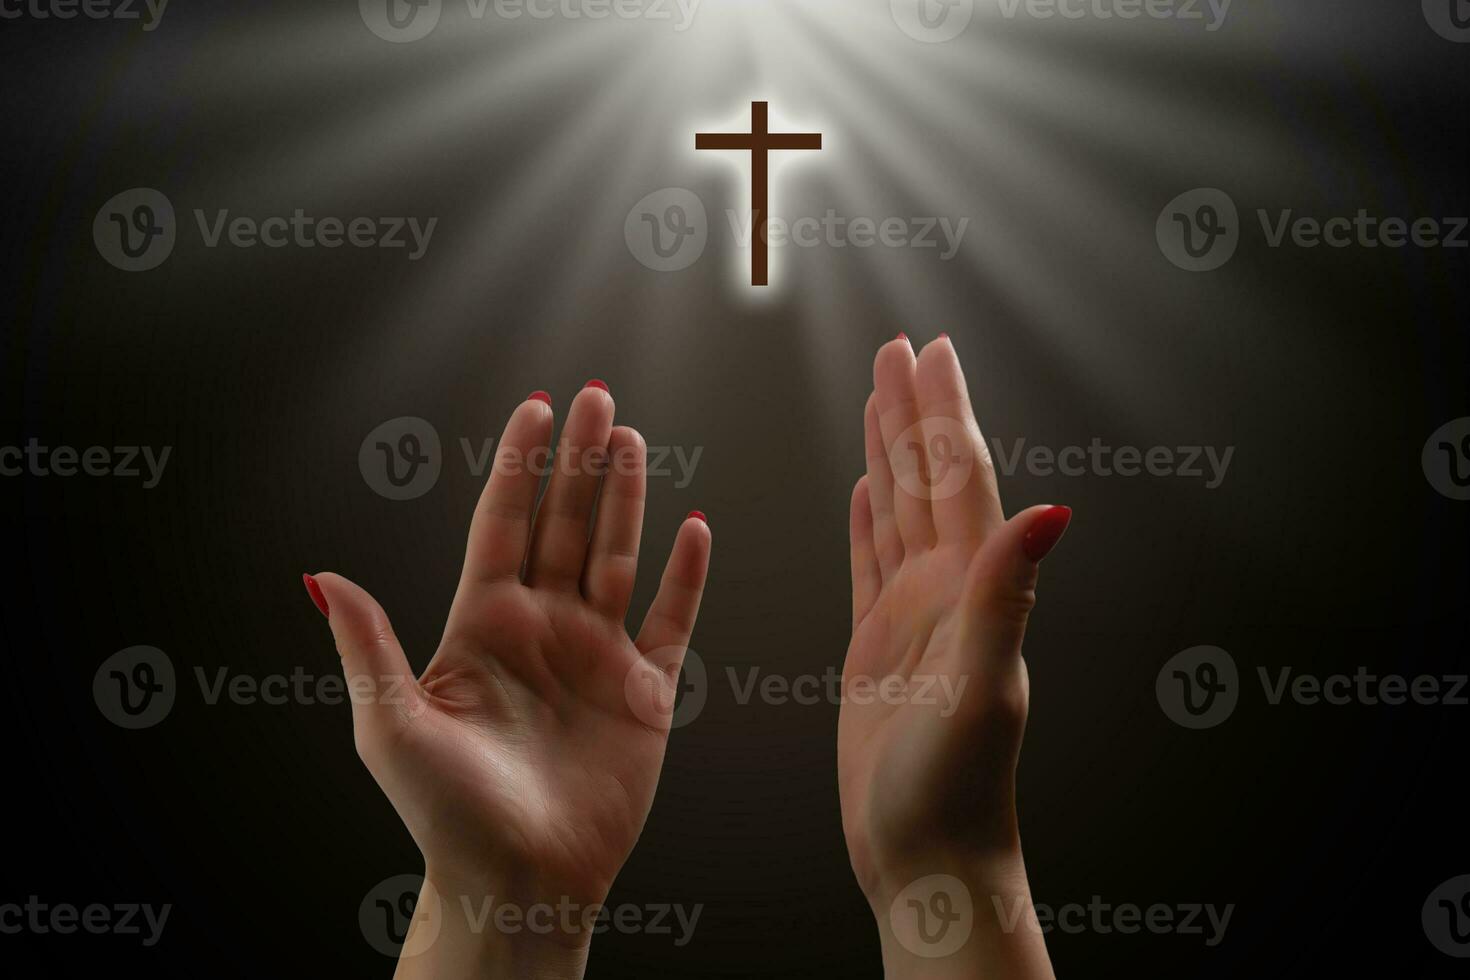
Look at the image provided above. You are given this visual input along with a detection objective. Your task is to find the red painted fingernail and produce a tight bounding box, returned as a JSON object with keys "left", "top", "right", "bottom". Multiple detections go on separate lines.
{"left": 1022, "top": 506, "right": 1073, "bottom": 563}
{"left": 687, "top": 511, "right": 708, "bottom": 525}
{"left": 896, "top": 332, "right": 908, "bottom": 343}
{"left": 302, "top": 574, "right": 329, "bottom": 619}
{"left": 585, "top": 380, "right": 610, "bottom": 393}
{"left": 530, "top": 391, "right": 551, "bottom": 406}
{"left": 939, "top": 332, "right": 950, "bottom": 340}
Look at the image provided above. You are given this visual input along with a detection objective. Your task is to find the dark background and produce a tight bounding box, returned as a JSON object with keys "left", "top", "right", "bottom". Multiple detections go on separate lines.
{"left": 2, "top": 0, "right": 1467, "bottom": 976}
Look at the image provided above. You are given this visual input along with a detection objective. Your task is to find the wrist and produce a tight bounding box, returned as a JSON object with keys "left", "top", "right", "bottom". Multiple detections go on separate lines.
{"left": 855, "top": 817, "right": 1023, "bottom": 911}
{"left": 861, "top": 837, "right": 1025, "bottom": 919}
{"left": 391, "top": 870, "right": 595, "bottom": 980}
{"left": 866, "top": 845, "right": 1055, "bottom": 980}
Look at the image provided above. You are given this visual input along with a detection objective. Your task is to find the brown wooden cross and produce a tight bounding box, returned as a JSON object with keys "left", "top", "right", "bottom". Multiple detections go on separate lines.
{"left": 697, "top": 101, "right": 821, "bottom": 286}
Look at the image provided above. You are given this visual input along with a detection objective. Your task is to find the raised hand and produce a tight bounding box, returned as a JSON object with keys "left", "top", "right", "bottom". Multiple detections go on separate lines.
{"left": 841, "top": 335, "right": 1067, "bottom": 978}
{"left": 305, "top": 383, "right": 710, "bottom": 978}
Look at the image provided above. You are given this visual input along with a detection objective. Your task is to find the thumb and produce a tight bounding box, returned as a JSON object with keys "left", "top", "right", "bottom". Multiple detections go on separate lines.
{"left": 962, "top": 505, "right": 1073, "bottom": 663}
{"left": 302, "top": 572, "right": 422, "bottom": 739}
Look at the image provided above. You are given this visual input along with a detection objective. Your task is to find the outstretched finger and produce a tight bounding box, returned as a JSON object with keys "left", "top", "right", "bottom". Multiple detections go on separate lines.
{"left": 874, "top": 336, "right": 937, "bottom": 553}
{"left": 526, "top": 382, "right": 616, "bottom": 591}
{"left": 864, "top": 393, "right": 903, "bottom": 579}
{"left": 461, "top": 393, "right": 555, "bottom": 584}
{"left": 914, "top": 336, "right": 1003, "bottom": 542}
{"left": 583, "top": 426, "right": 647, "bottom": 622}
{"left": 304, "top": 572, "right": 422, "bottom": 746}
{"left": 634, "top": 514, "right": 712, "bottom": 659}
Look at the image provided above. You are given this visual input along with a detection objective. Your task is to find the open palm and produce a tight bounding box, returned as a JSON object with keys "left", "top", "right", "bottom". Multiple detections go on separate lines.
{"left": 308, "top": 383, "right": 710, "bottom": 926}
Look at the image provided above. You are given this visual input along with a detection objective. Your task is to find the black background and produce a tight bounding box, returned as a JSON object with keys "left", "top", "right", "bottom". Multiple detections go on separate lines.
{"left": 2, "top": 1, "right": 1468, "bottom": 976}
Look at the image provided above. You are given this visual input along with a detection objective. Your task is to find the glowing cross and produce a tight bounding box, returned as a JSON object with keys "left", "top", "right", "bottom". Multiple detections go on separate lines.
{"left": 697, "top": 101, "right": 821, "bottom": 286}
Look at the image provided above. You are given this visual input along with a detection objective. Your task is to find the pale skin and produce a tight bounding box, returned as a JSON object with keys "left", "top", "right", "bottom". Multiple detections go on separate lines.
{"left": 843, "top": 334, "right": 1066, "bottom": 978}
{"left": 308, "top": 337, "right": 1067, "bottom": 978}
{"left": 308, "top": 383, "right": 711, "bottom": 978}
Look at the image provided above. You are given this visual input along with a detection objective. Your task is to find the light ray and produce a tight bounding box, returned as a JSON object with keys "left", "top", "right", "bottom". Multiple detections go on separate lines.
{"left": 125, "top": 0, "right": 1331, "bottom": 450}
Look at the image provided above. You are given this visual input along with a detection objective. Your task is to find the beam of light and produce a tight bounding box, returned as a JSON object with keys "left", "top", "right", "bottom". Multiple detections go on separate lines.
{"left": 106, "top": 0, "right": 1356, "bottom": 442}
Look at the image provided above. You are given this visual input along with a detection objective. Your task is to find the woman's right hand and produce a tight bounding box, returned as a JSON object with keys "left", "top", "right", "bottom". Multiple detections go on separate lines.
{"left": 840, "top": 335, "right": 1064, "bottom": 978}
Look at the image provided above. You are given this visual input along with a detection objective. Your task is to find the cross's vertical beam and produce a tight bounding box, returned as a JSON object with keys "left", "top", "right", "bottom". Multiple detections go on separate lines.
{"left": 751, "top": 101, "right": 770, "bottom": 286}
